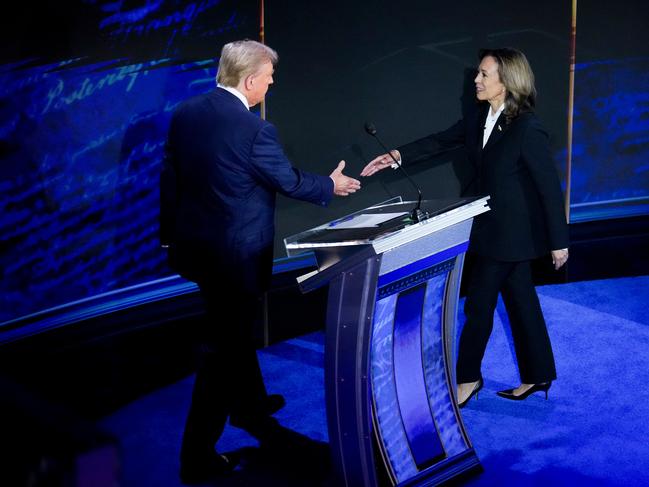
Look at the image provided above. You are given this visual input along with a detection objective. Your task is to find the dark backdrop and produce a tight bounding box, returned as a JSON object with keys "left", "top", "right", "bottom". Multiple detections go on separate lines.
{"left": 266, "top": 0, "right": 572, "bottom": 254}
{"left": 0, "top": 1, "right": 258, "bottom": 323}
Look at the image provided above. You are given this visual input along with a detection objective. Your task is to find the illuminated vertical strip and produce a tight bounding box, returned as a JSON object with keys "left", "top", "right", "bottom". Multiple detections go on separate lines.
{"left": 259, "top": 0, "right": 266, "bottom": 120}
{"left": 393, "top": 285, "right": 446, "bottom": 469}
{"left": 565, "top": 0, "right": 577, "bottom": 221}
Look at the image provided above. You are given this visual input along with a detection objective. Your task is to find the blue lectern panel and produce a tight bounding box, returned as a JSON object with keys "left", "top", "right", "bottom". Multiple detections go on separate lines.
{"left": 393, "top": 285, "right": 446, "bottom": 468}
{"left": 372, "top": 268, "right": 464, "bottom": 483}
{"left": 422, "top": 274, "right": 467, "bottom": 457}
{"left": 377, "top": 242, "right": 468, "bottom": 289}
{"left": 371, "top": 293, "right": 417, "bottom": 480}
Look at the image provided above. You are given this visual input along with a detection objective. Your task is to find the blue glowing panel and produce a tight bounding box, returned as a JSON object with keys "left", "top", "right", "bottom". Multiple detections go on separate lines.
{"left": 370, "top": 292, "right": 418, "bottom": 481}
{"left": 95, "top": 0, "right": 243, "bottom": 43}
{"left": 0, "top": 59, "right": 211, "bottom": 323}
{"left": 422, "top": 273, "right": 467, "bottom": 457}
{"left": 0, "top": 1, "right": 256, "bottom": 324}
{"left": 569, "top": 57, "right": 649, "bottom": 221}
{"left": 393, "top": 284, "right": 446, "bottom": 469}
{"left": 372, "top": 270, "right": 465, "bottom": 483}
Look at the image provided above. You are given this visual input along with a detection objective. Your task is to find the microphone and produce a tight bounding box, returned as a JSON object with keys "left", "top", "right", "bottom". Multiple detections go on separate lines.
{"left": 364, "top": 122, "right": 428, "bottom": 223}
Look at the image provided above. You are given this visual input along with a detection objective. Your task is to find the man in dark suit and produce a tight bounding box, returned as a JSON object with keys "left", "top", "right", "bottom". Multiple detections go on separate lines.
{"left": 160, "top": 39, "right": 361, "bottom": 483}
{"left": 361, "top": 48, "right": 568, "bottom": 408}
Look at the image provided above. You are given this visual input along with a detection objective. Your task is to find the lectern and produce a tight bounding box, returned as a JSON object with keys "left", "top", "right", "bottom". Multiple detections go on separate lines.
{"left": 284, "top": 196, "right": 490, "bottom": 486}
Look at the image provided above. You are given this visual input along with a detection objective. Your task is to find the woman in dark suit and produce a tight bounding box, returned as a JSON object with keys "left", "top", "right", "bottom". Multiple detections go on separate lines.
{"left": 361, "top": 47, "right": 569, "bottom": 407}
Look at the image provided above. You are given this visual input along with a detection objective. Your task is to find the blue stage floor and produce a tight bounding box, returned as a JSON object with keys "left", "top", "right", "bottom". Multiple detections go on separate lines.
{"left": 100, "top": 275, "right": 649, "bottom": 486}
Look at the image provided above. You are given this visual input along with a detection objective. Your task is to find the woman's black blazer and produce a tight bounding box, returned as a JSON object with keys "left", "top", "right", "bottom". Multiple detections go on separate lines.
{"left": 398, "top": 104, "right": 569, "bottom": 262}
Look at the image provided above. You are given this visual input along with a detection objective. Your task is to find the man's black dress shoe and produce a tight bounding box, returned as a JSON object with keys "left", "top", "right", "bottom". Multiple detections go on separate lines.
{"left": 229, "top": 394, "right": 286, "bottom": 429}
{"left": 496, "top": 382, "right": 552, "bottom": 401}
{"left": 179, "top": 451, "right": 239, "bottom": 484}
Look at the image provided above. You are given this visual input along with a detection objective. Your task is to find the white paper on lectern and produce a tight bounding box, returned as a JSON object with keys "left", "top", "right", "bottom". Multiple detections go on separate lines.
{"left": 328, "top": 212, "right": 408, "bottom": 229}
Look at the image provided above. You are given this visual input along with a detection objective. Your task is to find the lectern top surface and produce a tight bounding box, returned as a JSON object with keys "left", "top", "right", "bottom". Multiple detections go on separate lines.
{"left": 285, "top": 197, "right": 480, "bottom": 249}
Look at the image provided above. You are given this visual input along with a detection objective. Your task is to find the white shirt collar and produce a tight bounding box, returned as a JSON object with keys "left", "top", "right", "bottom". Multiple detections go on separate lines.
{"left": 488, "top": 103, "right": 505, "bottom": 121}
{"left": 217, "top": 83, "right": 249, "bottom": 110}
{"left": 483, "top": 103, "right": 505, "bottom": 148}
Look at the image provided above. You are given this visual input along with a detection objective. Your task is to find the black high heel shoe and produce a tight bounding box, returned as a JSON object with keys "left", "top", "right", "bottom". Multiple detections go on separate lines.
{"left": 458, "top": 379, "right": 484, "bottom": 408}
{"left": 496, "top": 382, "right": 552, "bottom": 401}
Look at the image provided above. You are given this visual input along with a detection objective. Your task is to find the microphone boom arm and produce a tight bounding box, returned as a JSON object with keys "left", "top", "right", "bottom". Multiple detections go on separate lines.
{"left": 364, "top": 122, "right": 428, "bottom": 223}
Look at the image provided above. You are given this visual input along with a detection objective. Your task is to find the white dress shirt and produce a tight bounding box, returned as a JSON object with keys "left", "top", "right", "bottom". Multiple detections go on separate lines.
{"left": 483, "top": 103, "right": 505, "bottom": 147}
{"left": 217, "top": 83, "right": 249, "bottom": 110}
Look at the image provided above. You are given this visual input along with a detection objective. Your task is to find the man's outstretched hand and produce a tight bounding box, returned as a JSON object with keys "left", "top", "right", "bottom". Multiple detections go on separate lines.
{"left": 330, "top": 160, "right": 361, "bottom": 196}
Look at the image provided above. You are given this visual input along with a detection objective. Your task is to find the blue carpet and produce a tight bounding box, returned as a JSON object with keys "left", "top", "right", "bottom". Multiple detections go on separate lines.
{"left": 100, "top": 276, "right": 649, "bottom": 486}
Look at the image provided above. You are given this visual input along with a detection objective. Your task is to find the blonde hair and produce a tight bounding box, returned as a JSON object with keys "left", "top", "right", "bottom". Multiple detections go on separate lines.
{"left": 216, "top": 40, "right": 278, "bottom": 87}
{"left": 479, "top": 48, "right": 536, "bottom": 122}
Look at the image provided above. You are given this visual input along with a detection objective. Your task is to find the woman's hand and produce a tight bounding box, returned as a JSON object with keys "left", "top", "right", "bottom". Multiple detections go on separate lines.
{"left": 360, "top": 150, "right": 401, "bottom": 177}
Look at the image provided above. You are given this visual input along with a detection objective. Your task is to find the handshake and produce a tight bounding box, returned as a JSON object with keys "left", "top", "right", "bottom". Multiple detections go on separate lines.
{"left": 329, "top": 122, "right": 405, "bottom": 197}
{"left": 329, "top": 148, "right": 401, "bottom": 197}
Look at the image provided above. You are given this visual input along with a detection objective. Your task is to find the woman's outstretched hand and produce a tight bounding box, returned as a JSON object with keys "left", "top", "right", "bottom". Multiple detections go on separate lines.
{"left": 360, "top": 150, "right": 401, "bottom": 177}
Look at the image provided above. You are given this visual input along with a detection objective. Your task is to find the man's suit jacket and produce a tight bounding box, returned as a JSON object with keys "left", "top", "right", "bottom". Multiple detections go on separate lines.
{"left": 160, "top": 87, "right": 333, "bottom": 291}
{"left": 398, "top": 104, "right": 569, "bottom": 262}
